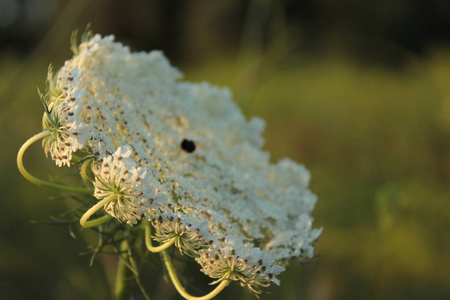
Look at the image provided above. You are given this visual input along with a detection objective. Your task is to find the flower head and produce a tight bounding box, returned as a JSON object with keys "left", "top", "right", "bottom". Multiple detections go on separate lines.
{"left": 42, "top": 33, "right": 322, "bottom": 294}
{"left": 151, "top": 211, "right": 214, "bottom": 256}
{"left": 92, "top": 146, "right": 155, "bottom": 224}
{"left": 40, "top": 67, "right": 90, "bottom": 166}
{"left": 197, "top": 238, "right": 285, "bottom": 295}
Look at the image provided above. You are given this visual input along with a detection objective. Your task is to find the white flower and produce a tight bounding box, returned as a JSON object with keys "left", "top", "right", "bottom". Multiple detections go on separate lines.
{"left": 196, "top": 238, "right": 285, "bottom": 294}
{"left": 41, "top": 85, "right": 90, "bottom": 167}
{"left": 42, "top": 34, "right": 322, "bottom": 293}
{"left": 151, "top": 211, "right": 215, "bottom": 256}
{"left": 92, "top": 146, "right": 155, "bottom": 225}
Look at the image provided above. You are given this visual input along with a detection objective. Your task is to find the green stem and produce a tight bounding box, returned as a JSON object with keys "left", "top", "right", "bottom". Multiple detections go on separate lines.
{"left": 114, "top": 240, "right": 132, "bottom": 300}
{"left": 80, "top": 194, "right": 115, "bottom": 228}
{"left": 17, "top": 131, "right": 93, "bottom": 195}
{"left": 83, "top": 214, "right": 113, "bottom": 228}
{"left": 144, "top": 220, "right": 176, "bottom": 252}
{"left": 161, "top": 249, "right": 230, "bottom": 300}
{"left": 80, "top": 157, "right": 94, "bottom": 183}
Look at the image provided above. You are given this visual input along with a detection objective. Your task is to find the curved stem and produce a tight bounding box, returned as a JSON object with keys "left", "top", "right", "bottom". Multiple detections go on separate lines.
{"left": 114, "top": 240, "right": 132, "bottom": 300}
{"left": 144, "top": 220, "right": 176, "bottom": 252}
{"left": 83, "top": 214, "right": 113, "bottom": 228}
{"left": 80, "top": 157, "right": 94, "bottom": 183}
{"left": 17, "top": 131, "right": 93, "bottom": 195}
{"left": 80, "top": 194, "right": 115, "bottom": 228}
{"left": 161, "top": 249, "right": 230, "bottom": 300}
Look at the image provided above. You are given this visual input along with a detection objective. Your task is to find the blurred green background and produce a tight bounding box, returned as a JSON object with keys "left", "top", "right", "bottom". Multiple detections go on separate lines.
{"left": 1, "top": 0, "right": 449, "bottom": 299}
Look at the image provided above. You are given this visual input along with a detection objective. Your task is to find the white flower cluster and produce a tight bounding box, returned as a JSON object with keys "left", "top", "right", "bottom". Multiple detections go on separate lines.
{"left": 41, "top": 67, "right": 90, "bottom": 166}
{"left": 151, "top": 211, "right": 214, "bottom": 256}
{"left": 92, "top": 145, "right": 157, "bottom": 224}
{"left": 41, "top": 34, "right": 322, "bottom": 294}
{"left": 197, "top": 239, "right": 286, "bottom": 294}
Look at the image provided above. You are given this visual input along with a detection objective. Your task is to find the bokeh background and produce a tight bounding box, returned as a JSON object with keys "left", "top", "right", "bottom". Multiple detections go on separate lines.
{"left": 1, "top": 0, "right": 449, "bottom": 299}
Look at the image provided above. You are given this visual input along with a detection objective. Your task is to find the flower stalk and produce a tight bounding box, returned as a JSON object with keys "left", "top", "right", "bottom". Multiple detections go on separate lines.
{"left": 146, "top": 221, "right": 229, "bottom": 299}
{"left": 79, "top": 194, "right": 115, "bottom": 228}
{"left": 144, "top": 220, "right": 176, "bottom": 252}
{"left": 114, "top": 240, "right": 133, "bottom": 300}
{"left": 161, "top": 248, "right": 230, "bottom": 300}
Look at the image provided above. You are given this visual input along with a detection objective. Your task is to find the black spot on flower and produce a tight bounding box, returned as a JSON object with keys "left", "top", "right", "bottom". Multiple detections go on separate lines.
{"left": 181, "top": 139, "right": 196, "bottom": 153}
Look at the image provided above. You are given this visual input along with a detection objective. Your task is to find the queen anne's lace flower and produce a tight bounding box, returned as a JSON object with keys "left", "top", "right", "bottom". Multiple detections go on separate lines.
{"left": 92, "top": 146, "right": 156, "bottom": 224}
{"left": 151, "top": 211, "right": 215, "bottom": 256}
{"left": 40, "top": 67, "right": 90, "bottom": 167}
{"left": 42, "top": 33, "right": 322, "bottom": 294}
{"left": 197, "top": 239, "right": 285, "bottom": 295}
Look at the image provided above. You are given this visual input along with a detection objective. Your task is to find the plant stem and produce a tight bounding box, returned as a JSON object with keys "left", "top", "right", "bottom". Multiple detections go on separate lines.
{"left": 115, "top": 240, "right": 132, "bottom": 300}
{"left": 144, "top": 220, "right": 176, "bottom": 252}
{"left": 80, "top": 157, "right": 94, "bottom": 183}
{"left": 17, "top": 131, "right": 93, "bottom": 195}
{"left": 83, "top": 214, "right": 113, "bottom": 228}
{"left": 161, "top": 249, "right": 230, "bottom": 300}
{"left": 80, "top": 194, "right": 115, "bottom": 228}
